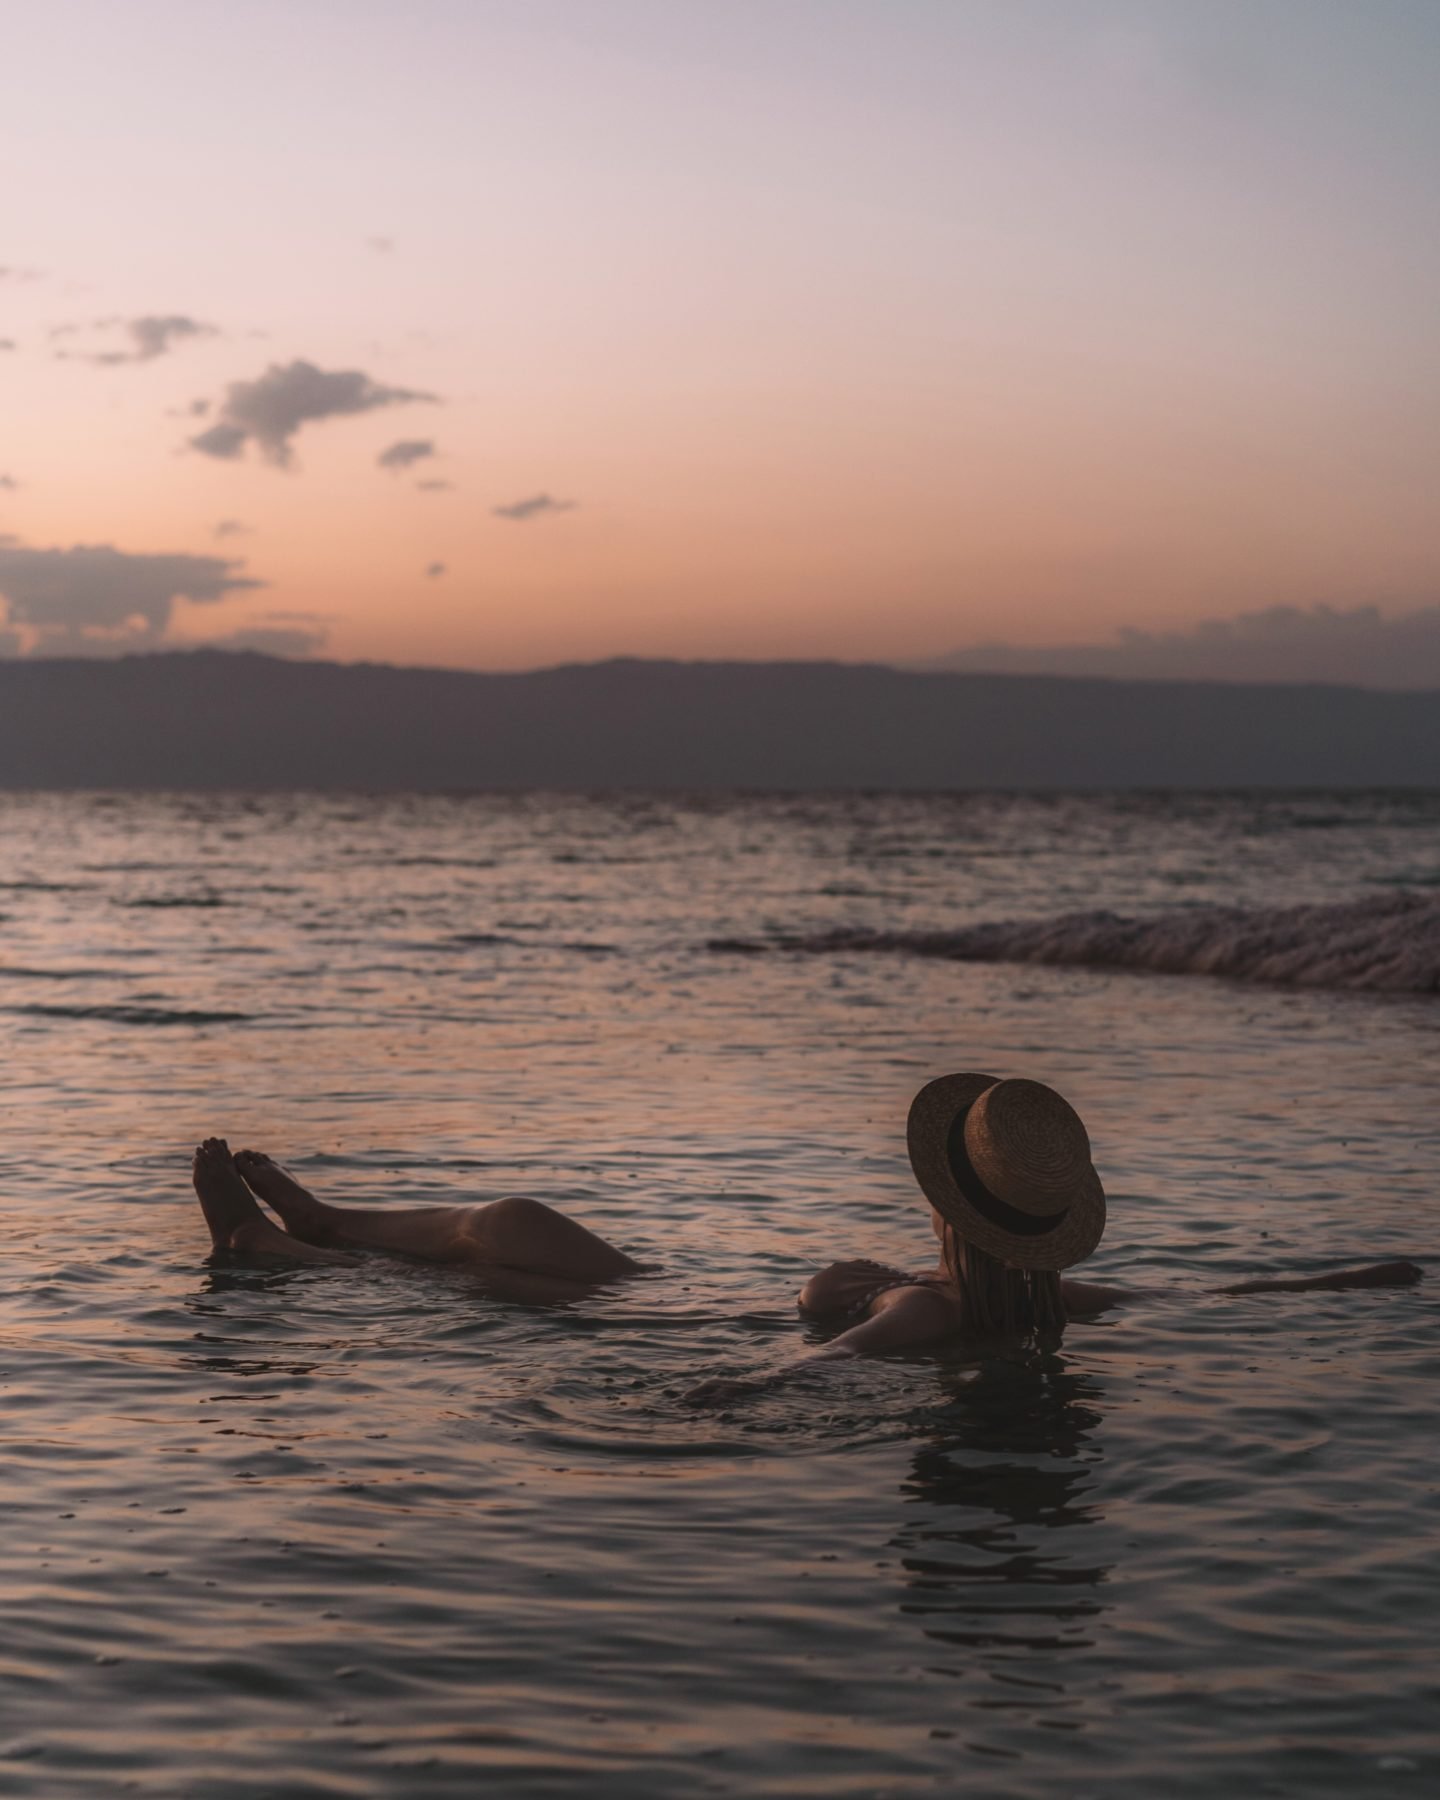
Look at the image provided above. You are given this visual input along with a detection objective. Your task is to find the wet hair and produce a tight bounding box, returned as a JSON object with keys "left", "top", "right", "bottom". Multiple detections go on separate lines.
{"left": 940, "top": 1223, "right": 1067, "bottom": 1339}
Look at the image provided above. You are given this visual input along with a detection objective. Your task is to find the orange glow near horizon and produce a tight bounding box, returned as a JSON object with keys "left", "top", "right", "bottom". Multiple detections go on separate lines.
{"left": 3, "top": 3, "right": 1439, "bottom": 674}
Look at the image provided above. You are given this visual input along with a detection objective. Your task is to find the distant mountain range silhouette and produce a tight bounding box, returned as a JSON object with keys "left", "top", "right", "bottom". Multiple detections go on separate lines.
{"left": 1, "top": 651, "right": 1437, "bottom": 789}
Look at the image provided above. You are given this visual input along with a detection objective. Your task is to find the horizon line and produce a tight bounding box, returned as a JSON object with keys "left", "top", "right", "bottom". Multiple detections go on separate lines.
{"left": 1, "top": 644, "right": 1437, "bottom": 699}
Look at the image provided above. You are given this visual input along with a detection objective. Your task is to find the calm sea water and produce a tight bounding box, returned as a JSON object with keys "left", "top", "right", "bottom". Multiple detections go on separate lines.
{"left": 1, "top": 790, "right": 1437, "bottom": 1798}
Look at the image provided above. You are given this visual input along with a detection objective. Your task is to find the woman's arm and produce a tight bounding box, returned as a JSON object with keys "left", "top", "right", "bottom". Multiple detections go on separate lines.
{"left": 1064, "top": 1260, "right": 1425, "bottom": 1311}
{"left": 684, "top": 1283, "right": 954, "bottom": 1406}
{"left": 1059, "top": 1277, "right": 1131, "bottom": 1315}
{"left": 1213, "top": 1259, "right": 1423, "bottom": 1295}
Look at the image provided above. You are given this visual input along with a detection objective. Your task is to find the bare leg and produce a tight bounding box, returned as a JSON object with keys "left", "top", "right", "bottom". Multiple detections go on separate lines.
{"left": 232, "top": 1151, "right": 347, "bottom": 1246}
{"left": 234, "top": 1150, "right": 644, "bottom": 1282}
{"left": 192, "top": 1140, "right": 356, "bottom": 1266}
{"left": 460, "top": 1195, "right": 645, "bottom": 1282}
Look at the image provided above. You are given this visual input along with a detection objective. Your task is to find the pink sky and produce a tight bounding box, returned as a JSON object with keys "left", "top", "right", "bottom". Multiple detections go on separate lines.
{"left": 3, "top": 1, "right": 1439, "bottom": 673}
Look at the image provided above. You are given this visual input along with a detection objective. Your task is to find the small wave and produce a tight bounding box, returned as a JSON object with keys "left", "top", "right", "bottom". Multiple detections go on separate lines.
{"left": 0, "top": 879, "right": 93, "bottom": 892}
{"left": 386, "top": 855, "right": 500, "bottom": 869}
{"left": 6, "top": 1002, "right": 253, "bottom": 1025}
{"left": 446, "top": 932, "right": 518, "bottom": 949}
{"left": 121, "top": 895, "right": 232, "bottom": 909}
{"left": 1373, "top": 870, "right": 1440, "bottom": 888}
{"left": 0, "top": 966, "right": 124, "bottom": 982}
{"left": 82, "top": 860, "right": 180, "bottom": 872}
{"left": 709, "top": 893, "right": 1440, "bottom": 994}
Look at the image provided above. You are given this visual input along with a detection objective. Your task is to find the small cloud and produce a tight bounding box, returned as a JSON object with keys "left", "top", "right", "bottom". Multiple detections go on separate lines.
{"left": 196, "top": 607, "right": 328, "bottom": 658}
{"left": 0, "top": 536, "right": 263, "bottom": 656}
{"left": 0, "top": 474, "right": 17, "bottom": 491}
{"left": 190, "top": 422, "right": 248, "bottom": 460}
{"left": 200, "top": 621, "right": 328, "bottom": 657}
{"left": 189, "top": 358, "right": 438, "bottom": 468}
{"left": 367, "top": 236, "right": 395, "bottom": 255}
{"left": 0, "top": 338, "right": 15, "bottom": 352}
{"left": 212, "top": 519, "right": 252, "bottom": 540}
{"left": 417, "top": 478, "right": 454, "bottom": 492}
{"left": 492, "top": 492, "right": 576, "bottom": 522}
{"left": 59, "top": 314, "right": 218, "bottom": 365}
{"left": 0, "top": 265, "right": 43, "bottom": 282}
{"left": 927, "top": 602, "right": 1440, "bottom": 691}
{"left": 377, "top": 438, "right": 435, "bottom": 472}
{"left": 425, "top": 561, "right": 446, "bottom": 579}
{"left": 122, "top": 315, "right": 215, "bottom": 361}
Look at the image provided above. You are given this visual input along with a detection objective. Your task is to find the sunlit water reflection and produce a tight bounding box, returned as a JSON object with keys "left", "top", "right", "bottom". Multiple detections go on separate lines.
{"left": 1, "top": 792, "right": 1436, "bottom": 1796}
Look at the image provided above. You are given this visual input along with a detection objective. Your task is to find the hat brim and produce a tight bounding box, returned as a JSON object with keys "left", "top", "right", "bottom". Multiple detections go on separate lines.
{"left": 906, "top": 1073, "right": 1106, "bottom": 1272}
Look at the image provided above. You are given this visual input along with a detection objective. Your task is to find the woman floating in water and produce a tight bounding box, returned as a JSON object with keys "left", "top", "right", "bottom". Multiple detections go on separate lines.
{"left": 191, "top": 1073, "right": 1422, "bottom": 1398}
{"left": 191, "top": 1139, "right": 647, "bottom": 1306}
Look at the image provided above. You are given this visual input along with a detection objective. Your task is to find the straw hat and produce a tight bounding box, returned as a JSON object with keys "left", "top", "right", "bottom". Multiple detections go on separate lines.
{"left": 906, "top": 1073, "right": 1105, "bottom": 1271}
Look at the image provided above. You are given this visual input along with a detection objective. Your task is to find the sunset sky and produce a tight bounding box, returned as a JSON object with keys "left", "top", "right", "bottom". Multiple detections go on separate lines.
{"left": 3, "top": 0, "right": 1439, "bottom": 676}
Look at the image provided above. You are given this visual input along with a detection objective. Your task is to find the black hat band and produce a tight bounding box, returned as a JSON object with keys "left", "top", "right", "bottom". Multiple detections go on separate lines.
{"left": 946, "top": 1109, "right": 1071, "bottom": 1238}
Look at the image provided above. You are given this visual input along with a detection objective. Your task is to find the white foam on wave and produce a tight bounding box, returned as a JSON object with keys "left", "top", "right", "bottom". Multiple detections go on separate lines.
{"left": 725, "top": 892, "right": 1440, "bottom": 993}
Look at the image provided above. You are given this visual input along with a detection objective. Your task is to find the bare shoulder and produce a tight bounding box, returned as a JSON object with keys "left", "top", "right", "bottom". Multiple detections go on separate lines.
{"left": 797, "top": 1258, "right": 911, "bottom": 1317}
{"left": 869, "top": 1280, "right": 959, "bottom": 1321}
{"left": 828, "top": 1280, "right": 962, "bottom": 1352}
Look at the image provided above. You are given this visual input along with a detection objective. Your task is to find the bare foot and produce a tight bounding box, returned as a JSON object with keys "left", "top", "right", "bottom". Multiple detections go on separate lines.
{"left": 233, "top": 1149, "right": 340, "bottom": 1246}
{"left": 192, "top": 1139, "right": 353, "bottom": 1265}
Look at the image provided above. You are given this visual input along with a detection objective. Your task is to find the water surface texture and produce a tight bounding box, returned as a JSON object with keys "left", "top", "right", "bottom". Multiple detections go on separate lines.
{"left": 1, "top": 791, "right": 1437, "bottom": 1797}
